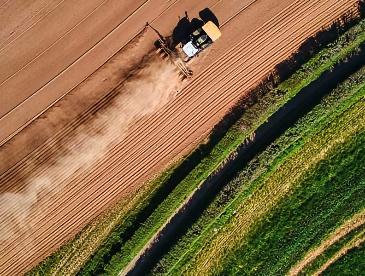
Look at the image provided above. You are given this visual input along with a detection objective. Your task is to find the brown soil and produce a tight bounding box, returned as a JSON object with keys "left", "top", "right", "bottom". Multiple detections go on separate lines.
{"left": 0, "top": 0, "right": 359, "bottom": 274}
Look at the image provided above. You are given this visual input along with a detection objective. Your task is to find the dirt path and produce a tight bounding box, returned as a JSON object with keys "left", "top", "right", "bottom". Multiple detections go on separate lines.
{"left": 313, "top": 232, "right": 365, "bottom": 275}
{"left": 0, "top": 0, "right": 359, "bottom": 274}
{"left": 288, "top": 209, "right": 365, "bottom": 275}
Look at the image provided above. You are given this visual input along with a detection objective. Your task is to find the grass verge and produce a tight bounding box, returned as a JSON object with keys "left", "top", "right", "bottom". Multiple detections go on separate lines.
{"left": 321, "top": 239, "right": 365, "bottom": 275}
{"left": 219, "top": 130, "right": 365, "bottom": 275}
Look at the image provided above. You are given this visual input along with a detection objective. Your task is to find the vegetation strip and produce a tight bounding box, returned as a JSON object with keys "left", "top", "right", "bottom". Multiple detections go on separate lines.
{"left": 289, "top": 209, "right": 365, "bottom": 275}
{"left": 321, "top": 239, "right": 365, "bottom": 275}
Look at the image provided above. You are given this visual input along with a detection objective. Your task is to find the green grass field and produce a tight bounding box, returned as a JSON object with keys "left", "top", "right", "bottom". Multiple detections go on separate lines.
{"left": 322, "top": 242, "right": 365, "bottom": 276}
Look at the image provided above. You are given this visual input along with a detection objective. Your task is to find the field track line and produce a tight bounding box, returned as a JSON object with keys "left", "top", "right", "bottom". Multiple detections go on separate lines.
{"left": 0, "top": 0, "right": 66, "bottom": 51}
{"left": 0, "top": 0, "right": 11, "bottom": 9}
{"left": 0, "top": 0, "right": 149, "bottom": 118}
{"left": 313, "top": 232, "right": 365, "bottom": 276}
{"left": 221, "top": 0, "right": 259, "bottom": 27}
{"left": 0, "top": 0, "right": 110, "bottom": 83}
{"left": 289, "top": 208, "right": 365, "bottom": 275}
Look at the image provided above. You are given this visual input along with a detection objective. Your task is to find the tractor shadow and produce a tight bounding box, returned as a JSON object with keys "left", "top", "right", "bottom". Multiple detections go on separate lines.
{"left": 153, "top": 9, "right": 219, "bottom": 50}
{"left": 199, "top": 8, "right": 219, "bottom": 27}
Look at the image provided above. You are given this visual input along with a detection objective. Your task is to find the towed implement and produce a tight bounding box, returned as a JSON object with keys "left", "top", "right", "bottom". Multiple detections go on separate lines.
{"left": 149, "top": 20, "right": 221, "bottom": 79}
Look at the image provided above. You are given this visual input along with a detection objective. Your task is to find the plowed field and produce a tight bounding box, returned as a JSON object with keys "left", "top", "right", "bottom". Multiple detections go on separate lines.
{"left": 0, "top": 0, "right": 359, "bottom": 274}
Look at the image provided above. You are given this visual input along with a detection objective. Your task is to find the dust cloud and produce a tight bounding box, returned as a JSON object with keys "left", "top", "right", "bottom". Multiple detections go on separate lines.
{"left": 0, "top": 56, "right": 181, "bottom": 244}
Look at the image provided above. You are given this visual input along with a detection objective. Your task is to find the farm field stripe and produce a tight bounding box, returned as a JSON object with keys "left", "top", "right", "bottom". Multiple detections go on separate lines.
{"left": 288, "top": 208, "right": 365, "bottom": 275}
{"left": 0, "top": 3, "right": 344, "bottom": 256}
{"left": 0, "top": 0, "right": 11, "bottom": 8}
{"left": 0, "top": 0, "right": 110, "bottom": 83}
{"left": 0, "top": 0, "right": 312, "bottom": 205}
{"left": 0, "top": 0, "right": 189, "bottom": 145}
{"left": 0, "top": 0, "right": 344, "bottom": 198}
{"left": 314, "top": 231, "right": 365, "bottom": 276}
{"left": 0, "top": 0, "right": 308, "bottom": 148}
{"left": 0, "top": 0, "right": 307, "bottom": 179}
{"left": 0, "top": 0, "right": 220, "bottom": 145}
{"left": 180, "top": 0, "right": 311, "bottom": 95}
{"left": 0, "top": 0, "right": 67, "bottom": 51}
{"left": 2, "top": 3, "right": 356, "bottom": 256}
{"left": 0, "top": 0, "right": 150, "bottom": 118}
{"left": 0, "top": 0, "right": 313, "bottom": 188}
{"left": 0, "top": 0, "right": 346, "bottom": 189}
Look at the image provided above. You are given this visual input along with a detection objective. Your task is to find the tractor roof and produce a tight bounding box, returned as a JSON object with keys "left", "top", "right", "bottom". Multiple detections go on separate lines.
{"left": 202, "top": 21, "right": 221, "bottom": 42}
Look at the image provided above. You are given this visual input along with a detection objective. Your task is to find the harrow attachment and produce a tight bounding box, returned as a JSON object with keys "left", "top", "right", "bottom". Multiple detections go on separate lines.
{"left": 155, "top": 38, "right": 193, "bottom": 79}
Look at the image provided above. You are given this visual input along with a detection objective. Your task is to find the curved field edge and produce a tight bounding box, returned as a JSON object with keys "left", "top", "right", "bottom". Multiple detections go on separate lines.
{"left": 150, "top": 64, "right": 365, "bottom": 275}
{"left": 300, "top": 225, "right": 365, "bottom": 276}
{"left": 321, "top": 238, "right": 365, "bottom": 275}
{"left": 27, "top": 10, "right": 365, "bottom": 276}
{"left": 183, "top": 96, "right": 365, "bottom": 275}
{"left": 290, "top": 210, "right": 365, "bottom": 275}
{"left": 87, "top": 16, "right": 365, "bottom": 275}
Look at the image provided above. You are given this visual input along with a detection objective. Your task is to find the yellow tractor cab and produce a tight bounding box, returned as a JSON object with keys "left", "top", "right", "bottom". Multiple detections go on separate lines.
{"left": 182, "top": 21, "right": 221, "bottom": 59}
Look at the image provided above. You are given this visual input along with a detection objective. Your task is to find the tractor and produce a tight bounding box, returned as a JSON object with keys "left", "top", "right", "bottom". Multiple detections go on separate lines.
{"left": 149, "top": 19, "right": 221, "bottom": 79}
{"left": 182, "top": 21, "right": 221, "bottom": 60}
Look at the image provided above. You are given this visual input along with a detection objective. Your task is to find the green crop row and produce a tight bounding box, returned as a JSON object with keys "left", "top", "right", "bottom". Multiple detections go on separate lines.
{"left": 322, "top": 241, "right": 365, "bottom": 275}
{"left": 151, "top": 64, "right": 365, "bottom": 275}
{"left": 300, "top": 224, "right": 365, "bottom": 275}
{"left": 81, "top": 18, "right": 365, "bottom": 275}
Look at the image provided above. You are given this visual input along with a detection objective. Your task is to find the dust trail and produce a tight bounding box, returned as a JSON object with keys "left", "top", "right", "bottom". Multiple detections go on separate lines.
{"left": 0, "top": 56, "right": 181, "bottom": 246}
